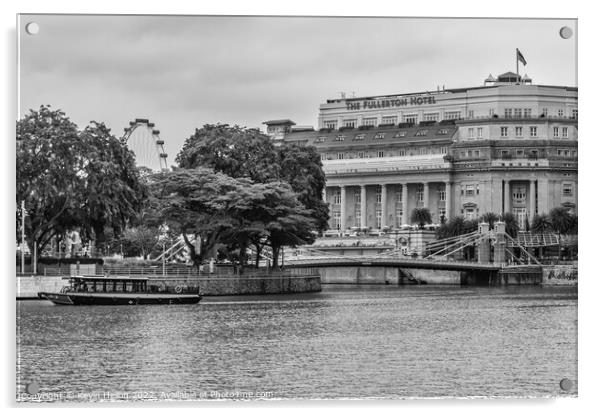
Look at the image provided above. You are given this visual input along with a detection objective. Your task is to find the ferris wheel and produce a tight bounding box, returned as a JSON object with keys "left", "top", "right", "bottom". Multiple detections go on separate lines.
{"left": 122, "top": 118, "right": 169, "bottom": 171}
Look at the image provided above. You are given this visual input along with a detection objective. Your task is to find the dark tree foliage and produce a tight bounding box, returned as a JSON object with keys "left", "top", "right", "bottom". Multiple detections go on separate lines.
{"left": 410, "top": 208, "right": 432, "bottom": 229}
{"left": 16, "top": 106, "right": 147, "bottom": 254}
{"left": 501, "top": 212, "right": 519, "bottom": 238}
{"left": 479, "top": 212, "right": 500, "bottom": 229}
{"left": 176, "top": 124, "right": 279, "bottom": 183}
{"left": 436, "top": 216, "right": 478, "bottom": 239}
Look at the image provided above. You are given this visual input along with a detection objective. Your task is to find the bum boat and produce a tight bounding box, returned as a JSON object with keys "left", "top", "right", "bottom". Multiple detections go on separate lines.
{"left": 38, "top": 275, "right": 202, "bottom": 305}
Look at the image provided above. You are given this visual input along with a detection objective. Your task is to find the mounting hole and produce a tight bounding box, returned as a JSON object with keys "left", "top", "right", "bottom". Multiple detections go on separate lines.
{"left": 559, "top": 26, "right": 573, "bottom": 40}
{"left": 25, "top": 22, "right": 40, "bottom": 35}
{"left": 559, "top": 378, "right": 573, "bottom": 391}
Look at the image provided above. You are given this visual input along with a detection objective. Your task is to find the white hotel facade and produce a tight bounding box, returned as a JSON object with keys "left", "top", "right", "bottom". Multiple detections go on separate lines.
{"left": 266, "top": 72, "right": 578, "bottom": 231}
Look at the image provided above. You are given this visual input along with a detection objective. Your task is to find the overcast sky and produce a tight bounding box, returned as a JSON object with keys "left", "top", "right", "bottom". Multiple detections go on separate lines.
{"left": 18, "top": 15, "right": 577, "bottom": 166}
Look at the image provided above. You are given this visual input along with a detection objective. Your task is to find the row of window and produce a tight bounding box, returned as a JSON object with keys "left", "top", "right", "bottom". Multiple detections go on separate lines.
{"left": 331, "top": 185, "right": 447, "bottom": 204}
{"left": 315, "top": 128, "right": 450, "bottom": 143}
{"left": 324, "top": 146, "right": 449, "bottom": 160}
{"left": 324, "top": 108, "right": 577, "bottom": 130}
{"left": 457, "top": 148, "right": 577, "bottom": 158}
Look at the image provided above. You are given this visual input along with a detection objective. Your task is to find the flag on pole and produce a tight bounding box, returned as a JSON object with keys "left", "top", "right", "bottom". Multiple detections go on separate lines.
{"left": 516, "top": 48, "right": 527, "bottom": 66}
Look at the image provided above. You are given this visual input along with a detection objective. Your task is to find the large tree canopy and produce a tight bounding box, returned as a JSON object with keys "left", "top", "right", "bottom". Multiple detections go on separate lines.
{"left": 175, "top": 124, "right": 329, "bottom": 234}
{"left": 149, "top": 167, "right": 318, "bottom": 267}
{"left": 16, "top": 106, "right": 147, "bottom": 254}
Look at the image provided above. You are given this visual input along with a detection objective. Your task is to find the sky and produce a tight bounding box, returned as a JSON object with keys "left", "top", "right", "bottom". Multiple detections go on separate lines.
{"left": 18, "top": 15, "right": 577, "bottom": 166}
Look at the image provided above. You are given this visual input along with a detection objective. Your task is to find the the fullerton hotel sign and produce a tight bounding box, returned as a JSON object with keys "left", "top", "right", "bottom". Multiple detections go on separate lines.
{"left": 345, "top": 95, "right": 436, "bottom": 111}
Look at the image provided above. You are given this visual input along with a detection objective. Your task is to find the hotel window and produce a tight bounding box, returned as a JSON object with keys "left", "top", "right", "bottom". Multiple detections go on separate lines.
{"left": 437, "top": 128, "right": 449, "bottom": 135}
{"left": 396, "top": 208, "right": 404, "bottom": 227}
{"left": 376, "top": 209, "right": 382, "bottom": 229}
{"left": 357, "top": 151, "right": 365, "bottom": 158}
{"left": 529, "top": 127, "right": 537, "bottom": 137}
{"left": 477, "top": 127, "right": 483, "bottom": 138}
{"left": 382, "top": 116, "right": 397, "bottom": 125}
{"left": 363, "top": 118, "right": 377, "bottom": 127}
{"left": 415, "top": 130, "right": 428, "bottom": 137}
{"left": 489, "top": 108, "right": 495, "bottom": 117}
{"left": 337, "top": 153, "right": 345, "bottom": 160}
{"left": 374, "top": 132, "right": 386, "bottom": 139}
{"left": 438, "top": 208, "right": 446, "bottom": 221}
{"left": 501, "top": 126, "right": 508, "bottom": 137}
{"left": 464, "top": 207, "right": 476, "bottom": 220}
{"left": 355, "top": 209, "right": 361, "bottom": 227}
{"left": 335, "top": 135, "right": 346, "bottom": 141}
{"left": 416, "top": 185, "right": 424, "bottom": 203}
{"left": 333, "top": 212, "right": 341, "bottom": 229}
{"left": 438, "top": 186, "right": 446, "bottom": 201}
{"left": 354, "top": 134, "right": 365, "bottom": 141}
{"left": 512, "top": 185, "right": 527, "bottom": 204}
{"left": 515, "top": 126, "right": 523, "bottom": 137}
{"left": 524, "top": 109, "right": 532, "bottom": 118}
{"left": 396, "top": 187, "right": 403, "bottom": 202}
{"left": 394, "top": 131, "right": 406, "bottom": 138}
{"left": 440, "top": 146, "right": 448, "bottom": 154}
{"left": 516, "top": 149, "right": 524, "bottom": 157}
{"left": 513, "top": 108, "right": 523, "bottom": 118}
{"left": 343, "top": 119, "right": 356, "bottom": 128}
{"left": 424, "top": 113, "right": 439, "bottom": 122}
{"left": 513, "top": 208, "right": 527, "bottom": 229}
{"left": 420, "top": 147, "right": 428, "bottom": 155}
{"left": 399, "top": 149, "right": 406, "bottom": 156}
{"left": 333, "top": 190, "right": 341, "bottom": 204}
{"left": 376, "top": 188, "right": 382, "bottom": 204}
{"left": 354, "top": 190, "right": 361, "bottom": 204}
{"left": 542, "top": 108, "right": 548, "bottom": 117}
{"left": 553, "top": 127, "right": 559, "bottom": 138}
{"left": 314, "top": 136, "right": 326, "bottom": 143}
{"left": 324, "top": 120, "right": 337, "bottom": 129}
{"left": 562, "top": 127, "right": 568, "bottom": 138}
{"left": 504, "top": 108, "right": 512, "bottom": 118}
{"left": 467, "top": 150, "right": 473, "bottom": 157}
{"left": 571, "top": 109, "right": 578, "bottom": 119}
{"left": 445, "top": 111, "right": 461, "bottom": 120}
{"left": 378, "top": 151, "right": 385, "bottom": 158}
{"left": 562, "top": 183, "right": 573, "bottom": 197}
{"left": 474, "top": 150, "right": 480, "bottom": 157}
{"left": 465, "top": 185, "right": 475, "bottom": 197}
{"left": 558, "top": 109, "right": 564, "bottom": 117}
{"left": 403, "top": 115, "right": 417, "bottom": 124}
{"left": 468, "top": 110, "right": 475, "bottom": 119}
{"left": 468, "top": 128, "right": 474, "bottom": 139}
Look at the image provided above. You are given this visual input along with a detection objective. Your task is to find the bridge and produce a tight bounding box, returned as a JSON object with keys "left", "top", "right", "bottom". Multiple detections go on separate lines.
{"left": 284, "top": 221, "right": 543, "bottom": 285}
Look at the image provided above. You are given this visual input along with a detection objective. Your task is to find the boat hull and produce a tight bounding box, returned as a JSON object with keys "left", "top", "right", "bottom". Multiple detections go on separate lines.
{"left": 38, "top": 292, "right": 201, "bottom": 305}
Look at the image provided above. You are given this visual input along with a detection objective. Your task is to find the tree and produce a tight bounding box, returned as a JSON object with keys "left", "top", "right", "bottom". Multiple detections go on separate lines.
{"left": 176, "top": 125, "right": 329, "bottom": 235}
{"left": 411, "top": 208, "right": 432, "bottom": 229}
{"left": 120, "top": 226, "right": 162, "bottom": 259}
{"left": 480, "top": 212, "right": 500, "bottom": 229}
{"left": 16, "top": 107, "right": 147, "bottom": 258}
{"left": 78, "top": 121, "right": 147, "bottom": 248}
{"left": 149, "top": 167, "right": 244, "bottom": 266}
{"left": 531, "top": 214, "right": 553, "bottom": 233}
{"left": 176, "top": 124, "right": 279, "bottom": 183}
{"left": 550, "top": 207, "right": 577, "bottom": 235}
{"left": 501, "top": 212, "right": 519, "bottom": 238}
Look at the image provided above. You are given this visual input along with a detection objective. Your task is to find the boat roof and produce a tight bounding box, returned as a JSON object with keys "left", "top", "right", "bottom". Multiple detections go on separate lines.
{"left": 63, "top": 275, "right": 150, "bottom": 281}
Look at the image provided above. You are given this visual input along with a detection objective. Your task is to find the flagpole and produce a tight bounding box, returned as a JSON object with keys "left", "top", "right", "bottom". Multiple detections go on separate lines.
{"left": 515, "top": 49, "right": 520, "bottom": 83}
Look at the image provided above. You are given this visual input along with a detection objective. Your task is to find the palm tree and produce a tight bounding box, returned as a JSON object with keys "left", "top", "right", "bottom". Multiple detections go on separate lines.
{"left": 411, "top": 208, "right": 432, "bottom": 229}
{"left": 501, "top": 212, "right": 519, "bottom": 238}
{"left": 479, "top": 212, "right": 500, "bottom": 229}
{"left": 531, "top": 214, "right": 553, "bottom": 233}
{"left": 550, "top": 207, "right": 575, "bottom": 235}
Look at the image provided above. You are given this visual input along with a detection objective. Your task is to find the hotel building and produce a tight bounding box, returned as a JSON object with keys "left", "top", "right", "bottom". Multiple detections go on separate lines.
{"left": 267, "top": 71, "right": 578, "bottom": 231}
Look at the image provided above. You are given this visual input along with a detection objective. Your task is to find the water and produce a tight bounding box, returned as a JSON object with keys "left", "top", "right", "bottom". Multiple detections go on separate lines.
{"left": 16, "top": 285, "right": 577, "bottom": 401}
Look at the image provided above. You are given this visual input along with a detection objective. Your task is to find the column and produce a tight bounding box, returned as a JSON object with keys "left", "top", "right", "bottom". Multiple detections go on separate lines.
{"left": 423, "top": 182, "right": 430, "bottom": 212}
{"left": 504, "top": 180, "right": 511, "bottom": 214}
{"left": 529, "top": 180, "right": 536, "bottom": 221}
{"left": 340, "top": 186, "right": 347, "bottom": 231}
{"left": 538, "top": 178, "right": 548, "bottom": 215}
{"left": 360, "top": 185, "right": 367, "bottom": 229}
{"left": 322, "top": 187, "right": 327, "bottom": 203}
{"left": 445, "top": 181, "right": 452, "bottom": 220}
{"left": 401, "top": 183, "right": 409, "bottom": 226}
{"left": 381, "top": 184, "right": 388, "bottom": 229}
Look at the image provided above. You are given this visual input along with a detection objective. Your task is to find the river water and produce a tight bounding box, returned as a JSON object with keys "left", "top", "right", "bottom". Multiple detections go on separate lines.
{"left": 16, "top": 285, "right": 577, "bottom": 401}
